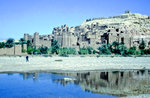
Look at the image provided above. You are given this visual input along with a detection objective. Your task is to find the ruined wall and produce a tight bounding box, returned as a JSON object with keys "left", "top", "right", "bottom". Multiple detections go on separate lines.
{"left": 39, "top": 40, "right": 51, "bottom": 48}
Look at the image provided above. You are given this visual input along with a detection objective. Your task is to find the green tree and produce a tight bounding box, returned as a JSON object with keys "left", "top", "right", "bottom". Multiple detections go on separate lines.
{"left": 139, "top": 39, "right": 146, "bottom": 55}
{"left": 87, "top": 47, "right": 93, "bottom": 54}
{"left": 58, "top": 48, "right": 76, "bottom": 55}
{"left": 19, "top": 38, "right": 26, "bottom": 52}
{"left": 51, "top": 40, "right": 60, "bottom": 54}
{"left": 119, "top": 44, "right": 128, "bottom": 56}
{"left": 68, "top": 48, "right": 76, "bottom": 54}
{"left": 78, "top": 47, "right": 89, "bottom": 55}
{"left": 139, "top": 39, "right": 146, "bottom": 50}
{"left": 0, "top": 42, "right": 5, "bottom": 48}
{"left": 27, "top": 40, "right": 32, "bottom": 48}
{"left": 6, "top": 38, "right": 14, "bottom": 48}
{"left": 112, "top": 41, "right": 120, "bottom": 54}
{"left": 135, "top": 50, "right": 141, "bottom": 56}
{"left": 19, "top": 38, "right": 26, "bottom": 44}
{"left": 98, "top": 44, "right": 111, "bottom": 55}
{"left": 93, "top": 50, "right": 96, "bottom": 54}
{"left": 39, "top": 47, "right": 48, "bottom": 54}
{"left": 128, "top": 46, "right": 136, "bottom": 55}
{"left": 27, "top": 46, "right": 34, "bottom": 54}
{"left": 144, "top": 49, "right": 150, "bottom": 54}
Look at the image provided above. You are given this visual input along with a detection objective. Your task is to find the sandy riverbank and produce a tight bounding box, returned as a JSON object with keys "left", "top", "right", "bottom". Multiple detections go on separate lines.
{"left": 0, "top": 56, "right": 150, "bottom": 73}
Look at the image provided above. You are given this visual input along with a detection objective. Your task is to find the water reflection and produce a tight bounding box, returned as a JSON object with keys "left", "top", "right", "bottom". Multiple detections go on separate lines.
{"left": 51, "top": 70, "right": 150, "bottom": 97}
{"left": 9, "top": 70, "right": 150, "bottom": 97}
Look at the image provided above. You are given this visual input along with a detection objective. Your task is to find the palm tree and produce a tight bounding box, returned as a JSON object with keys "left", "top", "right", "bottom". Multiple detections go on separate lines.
{"left": 139, "top": 39, "right": 146, "bottom": 50}
{"left": 51, "top": 40, "right": 60, "bottom": 54}
{"left": 0, "top": 42, "right": 5, "bottom": 48}
{"left": 27, "top": 40, "right": 32, "bottom": 48}
{"left": 19, "top": 38, "right": 26, "bottom": 52}
{"left": 6, "top": 38, "right": 14, "bottom": 48}
{"left": 19, "top": 38, "right": 25, "bottom": 44}
{"left": 112, "top": 41, "right": 120, "bottom": 54}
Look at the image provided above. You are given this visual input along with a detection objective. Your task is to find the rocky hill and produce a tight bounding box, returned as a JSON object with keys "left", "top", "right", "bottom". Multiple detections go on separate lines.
{"left": 81, "top": 11, "right": 150, "bottom": 36}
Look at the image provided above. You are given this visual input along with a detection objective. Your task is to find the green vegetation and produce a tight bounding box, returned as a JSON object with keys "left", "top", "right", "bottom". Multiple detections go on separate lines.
{"left": 0, "top": 38, "right": 14, "bottom": 48}
{"left": 78, "top": 47, "right": 96, "bottom": 55}
{"left": 57, "top": 47, "right": 76, "bottom": 55}
{"left": 112, "top": 41, "right": 120, "bottom": 54}
{"left": 1, "top": 38, "right": 150, "bottom": 57}
{"left": 78, "top": 47, "right": 89, "bottom": 55}
{"left": 39, "top": 47, "right": 48, "bottom": 54}
{"left": 98, "top": 44, "right": 111, "bottom": 55}
{"left": 97, "top": 40, "right": 150, "bottom": 56}
{"left": 139, "top": 39, "right": 146, "bottom": 50}
{"left": 128, "top": 46, "right": 136, "bottom": 55}
{"left": 0, "top": 42, "right": 5, "bottom": 48}
{"left": 5, "top": 38, "right": 14, "bottom": 48}
{"left": 19, "top": 38, "right": 27, "bottom": 52}
{"left": 23, "top": 40, "right": 150, "bottom": 56}
{"left": 119, "top": 44, "right": 128, "bottom": 56}
{"left": 51, "top": 40, "right": 60, "bottom": 54}
{"left": 27, "top": 46, "right": 34, "bottom": 54}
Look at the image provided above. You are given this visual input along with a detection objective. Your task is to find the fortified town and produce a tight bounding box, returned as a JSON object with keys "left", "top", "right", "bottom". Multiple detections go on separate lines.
{"left": 24, "top": 11, "right": 150, "bottom": 50}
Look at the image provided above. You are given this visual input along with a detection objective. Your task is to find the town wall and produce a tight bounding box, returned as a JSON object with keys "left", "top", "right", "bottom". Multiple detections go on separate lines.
{"left": 0, "top": 45, "right": 25, "bottom": 55}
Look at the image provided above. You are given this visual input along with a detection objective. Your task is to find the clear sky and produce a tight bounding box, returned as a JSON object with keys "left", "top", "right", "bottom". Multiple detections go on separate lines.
{"left": 0, "top": 0, "right": 150, "bottom": 40}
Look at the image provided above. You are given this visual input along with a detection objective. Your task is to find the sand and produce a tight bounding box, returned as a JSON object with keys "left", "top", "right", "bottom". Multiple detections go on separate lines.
{"left": 0, "top": 56, "right": 150, "bottom": 73}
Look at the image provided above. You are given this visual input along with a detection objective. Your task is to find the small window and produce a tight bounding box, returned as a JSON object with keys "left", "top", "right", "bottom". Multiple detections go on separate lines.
{"left": 116, "top": 29, "right": 119, "bottom": 32}
{"left": 121, "top": 31, "right": 124, "bottom": 33}
{"left": 121, "top": 37, "right": 124, "bottom": 44}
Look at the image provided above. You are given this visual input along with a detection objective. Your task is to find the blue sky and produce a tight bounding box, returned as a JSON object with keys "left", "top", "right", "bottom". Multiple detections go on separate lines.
{"left": 0, "top": 0, "right": 150, "bottom": 40}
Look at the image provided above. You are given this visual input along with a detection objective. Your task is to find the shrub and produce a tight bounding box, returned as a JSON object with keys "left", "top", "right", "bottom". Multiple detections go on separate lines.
{"left": 27, "top": 46, "right": 33, "bottom": 54}
{"left": 98, "top": 44, "right": 111, "bottom": 55}
{"left": 6, "top": 38, "right": 14, "bottom": 48}
{"left": 0, "top": 42, "right": 5, "bottom": 48}
{"left": 139, "top": 39, "right": 146, "bottom": 50}
{"left": 59, "top": 54, "right": 69, "bottom": 57}
{"left": 39, "top": 47, "right": 48, "bottom": 54}
{"left": 78, "top": 48, "right": 89, "bottom": 55}
{"left": 128, "top": 46, "right": 136, "bottom": 55}
{"left": 51, "top": 40, "right": 60, "bottom": 54}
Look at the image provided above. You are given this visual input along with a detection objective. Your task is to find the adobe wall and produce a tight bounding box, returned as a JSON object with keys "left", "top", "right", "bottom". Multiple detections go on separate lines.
{"left": 0, "top": 45, "right": 24, "bottom": 55}
{"left": 14, "top": 45, "right": 22, "bottom": 55}
{"left": 39, "top": 40, "right": 51, "bottom": 48}
{"left": 0, "top": 47, "right": 14, "bottom": 55}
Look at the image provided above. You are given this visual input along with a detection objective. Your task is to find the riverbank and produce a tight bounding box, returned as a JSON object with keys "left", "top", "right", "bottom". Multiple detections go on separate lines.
{"left": 1, "top": 54, "right": 150, "bottom": 57}
{"left": 0, "top": 56, "right": 150, "bottom": 73}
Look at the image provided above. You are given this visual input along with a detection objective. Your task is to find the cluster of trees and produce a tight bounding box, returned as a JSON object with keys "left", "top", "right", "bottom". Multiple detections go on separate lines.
{"left": 97, "top": 40, "right": 148, "bottom": 56}
{"left": 1, "top": 38, "right": 150, "bottom": 56}
{"left": 0, "top": 38, "right": 15, "bottom": 48}
{"left": 26, "top": 40, "right": 76, "bottom": 55}
{"left": 78, "top": 47, "right": 96, "bottom": 55}
{"left": 0, "top": 38, "right": 28, "bottom": 49}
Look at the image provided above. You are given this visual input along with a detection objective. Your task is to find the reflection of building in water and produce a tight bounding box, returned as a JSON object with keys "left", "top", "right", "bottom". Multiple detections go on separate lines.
{"left": 53, "top": 70, "right": 150, "bottom": 97}
{"left": 18, "top": 70, "right": 150, "bottom": 97}
{"left": 21, "top": 73, "right": 39, "bottom": 82}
